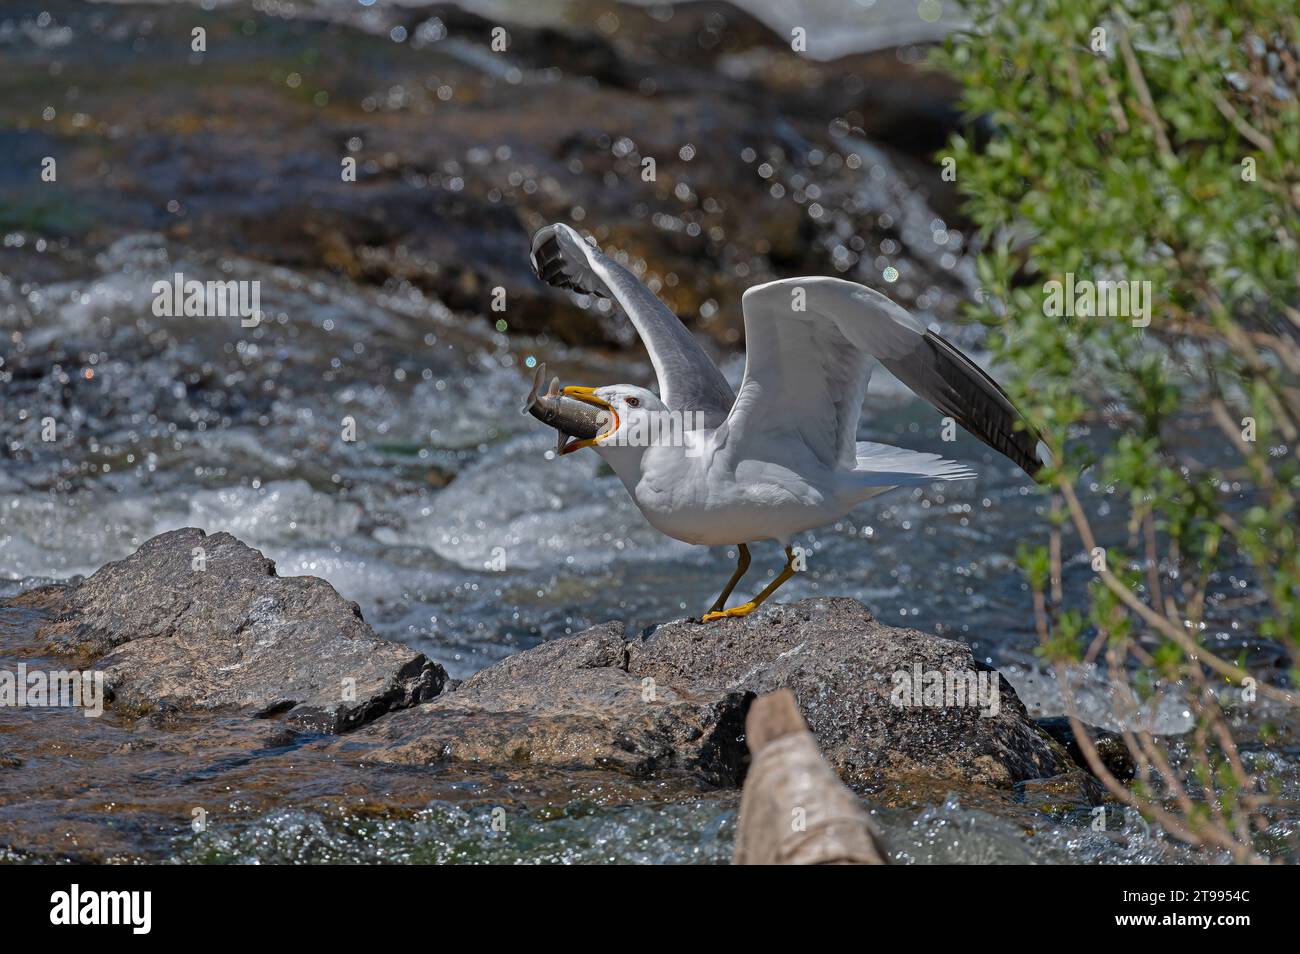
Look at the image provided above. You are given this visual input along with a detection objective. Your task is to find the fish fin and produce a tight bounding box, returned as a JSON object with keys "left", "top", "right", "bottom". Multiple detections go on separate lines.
{"left": 521, "top": 362, "right": 546, "bottom": 414}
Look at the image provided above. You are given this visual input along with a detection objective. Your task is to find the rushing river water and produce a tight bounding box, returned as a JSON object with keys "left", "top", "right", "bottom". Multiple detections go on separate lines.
{"left": 1, "top": 0, "right": 1294, "bottom": 864}
{"left": 0, "top": 233, "right": 1168, "bottom": 679}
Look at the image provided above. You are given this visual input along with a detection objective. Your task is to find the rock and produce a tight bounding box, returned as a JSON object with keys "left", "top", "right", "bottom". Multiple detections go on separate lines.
{"left": 2, "top": 588, "right": 719, "bottom": 862}
{"left": 1015, "top": 771, "right": 1106, "bottom": 815}
{"left": 334, "top": 595, "right": 1071, "bottom": 791}
{"left": 16, "top": 530, "right": 1071, "bottom": 792}
{"left": 1035, "top": 716, "right": 1137, "bottom": 782}
{"left": 627, "top": 598, "right": 1072, "bottom": 788}
{"left": 326, "top": 622, "right": 751, "bottom": 784}
{"left": 735, "top": 690, "right": 888, "bottom": 864}
{"left": 36, "top": 529, "right": 445, "bottom": 732}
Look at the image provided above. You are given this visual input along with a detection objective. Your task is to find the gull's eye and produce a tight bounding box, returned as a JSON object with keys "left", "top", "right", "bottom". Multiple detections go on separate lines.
{"left": 625, "top": 396, "right": 640, "bottom": 408}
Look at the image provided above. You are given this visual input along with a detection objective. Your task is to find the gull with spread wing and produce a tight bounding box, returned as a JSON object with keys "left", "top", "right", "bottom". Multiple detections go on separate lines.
{"left": 529, "top": 223, "right": 1046, "bottom": 623}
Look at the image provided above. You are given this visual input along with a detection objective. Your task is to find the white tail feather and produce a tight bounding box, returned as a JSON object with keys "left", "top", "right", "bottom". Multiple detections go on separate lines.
{"left": 851, "top": 440, "right": 976, "bottom": 485}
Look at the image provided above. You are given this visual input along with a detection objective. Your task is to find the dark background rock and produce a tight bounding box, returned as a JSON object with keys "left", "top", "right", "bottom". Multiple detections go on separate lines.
{"left": 36, "top": 528, "right": 446, "bottom": 732}
{"left": 1035, "top": 715, "right": 1137, "bottom": 782}
{"left": 0, "top": 0, "right": 970, "bottom": 356}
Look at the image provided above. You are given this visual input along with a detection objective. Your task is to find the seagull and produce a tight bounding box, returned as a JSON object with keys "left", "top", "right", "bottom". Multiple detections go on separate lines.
{"left": 529, "top": 223, "right": 1045, "bottom": 623}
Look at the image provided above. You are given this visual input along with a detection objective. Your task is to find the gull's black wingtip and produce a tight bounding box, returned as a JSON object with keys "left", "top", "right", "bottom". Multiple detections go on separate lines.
{"left": 531, "top": 231, "right": 574, "bottom": 290}
{"left": 529, "top": 224, "right": 607, "bottom": 297}
{"left": 890, "top": 330, "right": 1050, "bottom": 481}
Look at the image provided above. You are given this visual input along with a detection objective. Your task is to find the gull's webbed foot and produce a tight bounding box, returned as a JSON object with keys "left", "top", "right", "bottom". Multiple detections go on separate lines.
{"left": 700, "top": 601, "right": 759, "bottom": 623}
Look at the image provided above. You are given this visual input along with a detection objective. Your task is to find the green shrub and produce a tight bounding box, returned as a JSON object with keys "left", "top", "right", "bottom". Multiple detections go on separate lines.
{"left": 934, "top": 0, "right": 1299, "bottom": 861}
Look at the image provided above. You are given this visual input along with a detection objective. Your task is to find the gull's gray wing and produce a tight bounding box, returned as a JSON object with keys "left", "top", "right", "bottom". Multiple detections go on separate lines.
{"left": 530, "top": 224, "right": 734, "bottom": 424}
{"left": 724, "top": 277, "right": 1046, "bottom": 477}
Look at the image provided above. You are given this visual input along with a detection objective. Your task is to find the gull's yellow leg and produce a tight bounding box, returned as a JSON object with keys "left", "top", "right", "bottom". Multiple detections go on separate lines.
{"left": 704, "top": 543, "right": 751, "bottom": 617}
{"left": 701, "top": 546, "right": 796, "bottom": 623}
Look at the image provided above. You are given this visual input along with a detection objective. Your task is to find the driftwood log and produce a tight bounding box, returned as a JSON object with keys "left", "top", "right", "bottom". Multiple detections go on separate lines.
{"left": 734, "top": 690, "right": 888, "bottom": 865}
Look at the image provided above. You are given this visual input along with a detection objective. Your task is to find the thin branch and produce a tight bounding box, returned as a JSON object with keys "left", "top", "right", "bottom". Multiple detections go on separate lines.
{"left": 1059, "top": 477, "right": 1298, "bottom": 706}
{"left": 1115, "top": 20, "right": 1173, "bottom": 161}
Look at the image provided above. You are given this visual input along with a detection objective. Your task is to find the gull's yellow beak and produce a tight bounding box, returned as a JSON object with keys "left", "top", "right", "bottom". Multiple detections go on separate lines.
{"left": 559, "top": 386, "right": 617, "bottom": 455}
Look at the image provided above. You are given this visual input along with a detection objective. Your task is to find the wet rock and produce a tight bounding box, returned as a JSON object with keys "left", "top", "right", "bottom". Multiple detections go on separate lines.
{"left": 0, "top": 585, "right": 68, "bottom": 612}
{"left": 13, "top": 530, "right": 1068, "bottom": 792}
{"left": 35, "top": 528, "right": 445, "bottom": 732}
{"left": 627, "top": 598, "right": 1072, "bottom": 788}
{"left": 327, "top": 622, "right": 751, "bottom": 784}
{"left": 1016, "top": 771, "right": 1106, "bottom": 816}
{"left": 2, "top": 593, "right": 726, "bottom": 862}
{"left": 336, "top": 596, "right": 1070, "bottom": 790}
{"left": 1035, "top": 716, "right": 1137, "bottom": 782}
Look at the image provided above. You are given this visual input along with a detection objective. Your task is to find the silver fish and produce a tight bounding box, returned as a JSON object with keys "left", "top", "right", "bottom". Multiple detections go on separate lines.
{"left": 521, "top": 363, "right": 615, "bottom": 455}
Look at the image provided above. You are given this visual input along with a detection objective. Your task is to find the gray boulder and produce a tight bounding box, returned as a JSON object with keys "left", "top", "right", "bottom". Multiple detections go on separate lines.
{"left": 37, "top": 528, "right": 445, "bottom": 732}
{"left": 628, "top": 598, "right": 1070, "bottom": 788}
{"left": 25, "top": 528, "right": 1073, "bottom": 789}
{"left": 333, "top": 597, "right": 1069, "bottom": 789}
{"left": 327, "top": 622, "right": 751, "bottom": 784}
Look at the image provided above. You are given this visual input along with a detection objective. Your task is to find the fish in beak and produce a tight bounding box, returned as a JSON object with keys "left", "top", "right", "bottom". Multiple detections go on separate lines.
{"left": 557, "top": 385, "right": 618, "bottom": 454}
{"left": 521, "top": 364, "right": 617, "bottom": 455}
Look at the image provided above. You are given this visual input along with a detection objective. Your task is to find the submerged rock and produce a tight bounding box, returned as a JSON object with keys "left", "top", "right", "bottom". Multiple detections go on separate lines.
{"left": 34, "top": 528, "right": 445, "bottom": 732}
